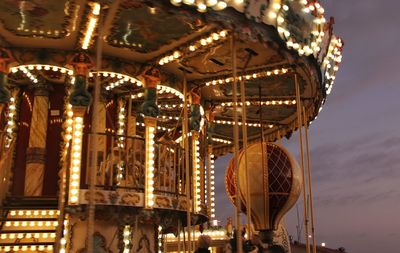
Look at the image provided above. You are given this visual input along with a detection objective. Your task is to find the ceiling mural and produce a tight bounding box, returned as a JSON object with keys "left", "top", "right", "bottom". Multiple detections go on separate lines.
{"left": 107, "top": 0, "right": 205, "bottom": 53}
{"left": 0, "top": 0, "right": 76, "bottom": 38}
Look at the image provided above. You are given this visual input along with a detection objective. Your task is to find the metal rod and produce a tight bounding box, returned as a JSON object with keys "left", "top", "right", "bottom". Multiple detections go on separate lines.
{"left": 239, "top": 49, "right": 256, "bottom": 240}
{"left": 239, "top": 78, "right": 252, "bottom": 239}
{"left": 303, "top": 106, "right": 317, "bottom": 253}
{"left": 277, "top": 129, "right": 282, "bottom": 145}
{"left": 295, "top": 74, "right": 310, "bottom": 253}
{"left": 178, "top": 219, "right": 181, "bottom": 253}
{"left": 231, "top": 33, "right": 243, "bottom": 253}
{"left": 183, "top": 225, "right": 186, "bottom": 252}
{"left": 183, "top": 71, "right": 192, "bottom": 253}
{"left": 54, "top": 139, "right": 72, "bottom": 252}
{"left": 258, "top": 86, "right": 269, "bottom": 236}
{"left": 86, "top": 13, "right": 104, "bottom": 253}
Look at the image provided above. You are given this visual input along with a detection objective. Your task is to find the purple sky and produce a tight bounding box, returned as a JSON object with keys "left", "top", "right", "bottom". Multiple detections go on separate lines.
{"left": 214, "top": 1, "right": 400, "bottom": 252}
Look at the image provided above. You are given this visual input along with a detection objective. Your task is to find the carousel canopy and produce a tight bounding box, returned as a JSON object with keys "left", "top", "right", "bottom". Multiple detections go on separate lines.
{"left": 0, "top": 0, "right": 343, "bottom": 156}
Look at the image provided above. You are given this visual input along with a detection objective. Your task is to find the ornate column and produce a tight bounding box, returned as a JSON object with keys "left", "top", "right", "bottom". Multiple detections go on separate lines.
{"left": 190, "top": 88, "right": 201, "bottom": 213}
{"left": 24, "top": 82, "right": 50, "bottom": 196}
{"left": 206, "top": 108, "right": 216, "bottom": 219}
{"left": 141, "top": 66, "right": 160, "bottom": 208}
{"left": 67, "top": 51, "right": 93, "bottom": 204}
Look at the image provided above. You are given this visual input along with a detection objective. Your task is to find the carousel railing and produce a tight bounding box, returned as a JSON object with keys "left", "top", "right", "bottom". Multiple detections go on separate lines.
{"left": 79, "top": 132, "right": 146, "bottom": 192}
{"left": 154, "top": 141, "right": 186, "bottom": 196}
{"left": 78, "top": 132, "right": 191, "bottom": 198}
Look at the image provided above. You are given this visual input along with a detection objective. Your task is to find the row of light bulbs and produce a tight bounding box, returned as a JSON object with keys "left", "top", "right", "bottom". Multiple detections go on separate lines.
{"left": 18, "top": 66, "right": 39, "bottom": 84}
{"left": 81, "top": 3, "right": 101, "bottom": 50}
{"left": 158, "top": 85, "right": 185, "bottom": 100}
{"left": 59, "top": 218, "right": 69, "bottom": 253}
{"left": 136, "top": 122, "right": 169, "bottom": 131}
{"left": 212, "top": 137, "right": 232, "bottom": 144}
{"left": 218, "top": 99, "right": 296, "bottom": 107}
{"left": 193, "top": 137, "right": 201, "bottom": 213}
{"left": 210, "top": 154, "right": 216, "bottom": 218}
{"left": 22, "top": 92, "right": 33, "bottom": 112}
{"left": 117, "top": 102, "right": 126, "bottom": 148}
{"left": 158, "top": 226, "right": 163, "bottom": 253}
{"left": 5, "top": 97, "right": 16, "bottom": 148}
{"left": 159, "top": 115, "right": 180, "bottom": 121}
{"left": 4, "top": 220, "right": 58, "bottom": 227}
{"left": 166, "top": 229, "right": 226, "bottom": 241}
{"left": 95, "top": 71, "right": 142, "bottom": 90}
{"left": 69, "top": 114, "right": 84, "bottom": 205}
{"left": 214, "top": 119, "right": 261, "bottom": 128}
{"left": 0, "top": 232, "right": 56, "bottom": 240}
{"left": 159, "top": 29, "right": 228, "bottom": 66}
{"left": 204, "top": 67, "right": 289, "bottom": 86}
{"left": 0, "top": 245, "right": 53, "bottom": 252}
{"left": 9, "top": 209, "right": 59, "bottom": 217}
{"left": 324, "top": 37, "right": 343, "bottom": 95}
{"left": 131, "top": 87, "right": 184, "bottom": 101}
{"left": 158, "top": 103, "right": 184, "bottom": 109}
{"left": 145, "top": 123, "right": 156, "bottom": 208}
{"left": 170, "top": 0, "right": 230, "bottom": 12}
{"left": 10, "top": 64, "right": 74, "bottom": 76}
{"left": 123, "top": 225, "right": 132, "bottom": 253}
{"left": 214, "top": 119, "right": 274, "bottom": 129}
{"left": 116, "top": 102, "right": 127, "bottom": 185}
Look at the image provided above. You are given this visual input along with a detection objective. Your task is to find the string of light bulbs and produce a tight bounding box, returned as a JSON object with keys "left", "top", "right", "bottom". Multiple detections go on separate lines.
{"left": 204, "top": 67, "right": 289, "bottom": 86}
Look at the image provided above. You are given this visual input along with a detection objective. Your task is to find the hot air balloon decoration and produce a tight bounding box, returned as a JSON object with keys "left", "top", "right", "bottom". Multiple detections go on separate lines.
{"left": 225, "top": 142, "right": 302, "bottom": 243}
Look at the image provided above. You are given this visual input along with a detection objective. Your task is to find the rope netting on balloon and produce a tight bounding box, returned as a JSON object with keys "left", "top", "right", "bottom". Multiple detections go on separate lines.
{"left": 225, "top": 143, "right": 293, "bottom": 220}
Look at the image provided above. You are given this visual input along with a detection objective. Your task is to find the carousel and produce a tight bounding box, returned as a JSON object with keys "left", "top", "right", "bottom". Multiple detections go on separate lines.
{"left": 0, "top": 0, "right": 342, "bottom": 253}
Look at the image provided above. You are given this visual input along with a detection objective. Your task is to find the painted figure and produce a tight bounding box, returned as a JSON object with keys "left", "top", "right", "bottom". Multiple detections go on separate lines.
{"left": 141, "top": 66, "right": 160, "bottom": 117}
{"left": 189, "top": 87, "right": 201, "bottom": 131}
{"left": 68, "top": 51, "right": 93, "bottom": 107}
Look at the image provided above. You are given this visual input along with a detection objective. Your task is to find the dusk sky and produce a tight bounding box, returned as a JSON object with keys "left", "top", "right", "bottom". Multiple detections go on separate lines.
{"left": 214, "top": 1, "right": 400, "bottom": 252}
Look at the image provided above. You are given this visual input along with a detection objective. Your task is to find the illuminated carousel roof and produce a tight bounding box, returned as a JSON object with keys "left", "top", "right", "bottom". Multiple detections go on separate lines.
{"left": 0, "top": 0, "right": 343, "bottom": 156}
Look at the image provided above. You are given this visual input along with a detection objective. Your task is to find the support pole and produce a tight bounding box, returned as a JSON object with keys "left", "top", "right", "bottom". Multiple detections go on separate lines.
{"left": 178, "top": 220, "right": 181, "bottom": 253}
{"left": 258, "top": 86, "right": 269, "bottom": 239}
{"left": 303, "top": 106, "right": 317, "bottom": 253}
{"left": 86, "top": 14, "right": 103, "bottom": 253}
{"left": 207, "top": 145, "right": 212, "bottom": 218}
{"left": 239, "top": 78, "right": 251, "bottom": 239}
{"left": 295, "top": 74, "right": 310, "bottom": 253}
{"left": 182, "top": 71, "right": 192, "bottom": 253}
{"left": 231, "top": 33, "right": 243, "bottom": 253}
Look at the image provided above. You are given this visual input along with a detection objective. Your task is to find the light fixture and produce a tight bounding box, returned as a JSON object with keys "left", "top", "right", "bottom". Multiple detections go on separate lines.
{"left": 192, "top": 133, "right": 201, "bottom": 212}
{"left": 158, "top": 226, "right": 163, "bottom": 253}
{"left": 122, "top": 225, "right": 132, "bottom": 253}
{"left": 204, "top": 67, "right": 289, "bottom": 86}
{"left": 170, "top": 0, "right": 229, "bottom": 12}
{"left": 145, "top": 117, "right": 157, "bottom": 208}
{"left": 81, "top": 2, "right": 101, "bottom": 50}
{"left": 158, "top": 29, "right": 228, "bottom": 66}
{"left": 4, "top": 96, "right": 17, "bottom": 148}
{"left": 210, "top": 154, "right": 216, "bottom": 218}
{"left": 218, "top": 99, "right": 296, "bottom": 107}
{"left": 68, "top": 113, "right": 84, "bottom": 205}
{"left": 212, "top": 137, "right": 232, "bottom": 144}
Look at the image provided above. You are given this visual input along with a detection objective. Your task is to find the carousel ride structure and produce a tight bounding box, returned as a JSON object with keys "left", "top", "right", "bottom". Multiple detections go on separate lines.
{"left": 0, "top": 0, "right": 342, "bottom": 252}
